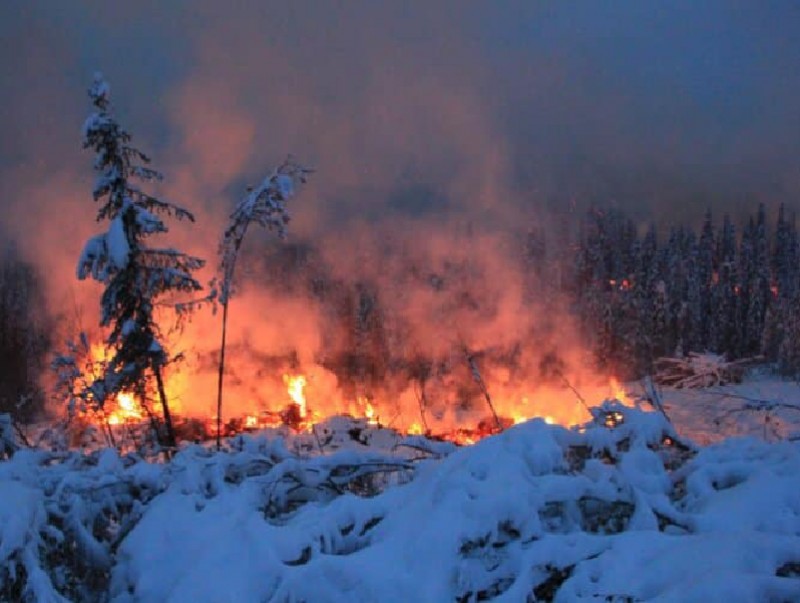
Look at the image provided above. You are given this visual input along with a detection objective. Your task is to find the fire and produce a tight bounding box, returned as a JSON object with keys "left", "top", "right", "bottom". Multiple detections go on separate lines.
{"left": 75, "top": 342, "right": 184, "bottom": 433}
{"left": 283, "top": 374, "right": 308, "bottom": 418}
{"left": 361, "top": 397, "right": 379, "bottom": 426}
{"left": 85, "top": 344, "right": 146, "bottom": 426}
{"left": 71, "top": 336, "right": 627, "bottom": 448}
{"left": 407, "top": 422, "right": 424, "bottom": 435}
{"left": 608, "top": 377, "right": 626, "bottom": 401}
{"left": 106, "top": 392, "right": 144, "bottom": 425}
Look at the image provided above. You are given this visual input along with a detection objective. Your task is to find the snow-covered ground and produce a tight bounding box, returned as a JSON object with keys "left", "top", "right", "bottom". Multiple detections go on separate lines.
{"left": 624, "top": 373, "right": 800, "bottom": 445}
{"left": 1, "top": 380, "right": 800, "bottom": 602}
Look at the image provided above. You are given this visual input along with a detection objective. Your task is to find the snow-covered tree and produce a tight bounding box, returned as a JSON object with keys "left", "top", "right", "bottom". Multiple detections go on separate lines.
{"left": 709, "top": 214, "right": 738, "bottom": 355}
{"left": 76, "top": 73, "right": 204, "bottom": 448}
{"left": 697, "top": 209, "right": 716, "bottom": 347}
{"left": 766, "top": 204, "right": 799, "bottom": 363}
{"left": 215, "top": 159, "right": 311, "bottom": 446}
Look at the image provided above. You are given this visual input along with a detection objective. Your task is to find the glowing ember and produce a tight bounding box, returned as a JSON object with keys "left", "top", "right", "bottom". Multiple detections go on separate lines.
{"left": 604, "top": 411, "right": 625, "bottom": 428}
{"left": 244, "top": 415, "right": 258, "bottom": 429}
{"left": 283, "top": 374, "right": 308, "bottom": 418}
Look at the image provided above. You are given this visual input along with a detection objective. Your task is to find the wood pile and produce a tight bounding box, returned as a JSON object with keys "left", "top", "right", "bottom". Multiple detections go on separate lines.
{"left": 653, "top": 352, "right": 762, "bottom": 388}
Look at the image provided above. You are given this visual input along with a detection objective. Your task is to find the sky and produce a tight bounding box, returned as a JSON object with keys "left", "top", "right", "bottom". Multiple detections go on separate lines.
{"left": 2, "top": 1, "right": 800, "bottom": 417}
{"left": 3, "top": 1, "right": 800, "bottom": 231}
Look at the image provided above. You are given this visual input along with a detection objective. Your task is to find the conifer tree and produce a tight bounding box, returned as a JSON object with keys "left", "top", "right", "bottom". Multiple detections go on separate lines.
{"left": 767, "top": 205, "right": 800, "bottom": 367}
{"left": 77, "top": 74, "right": 204, "bottom": 448}
{"left": 697, "top": 209, "right": 716, "bottom": 348}
{"left": 709, "top": 214, "right": 738, "bottom": 356}
{"left": 631, "top": 225, "right": 659, "bottom": 369}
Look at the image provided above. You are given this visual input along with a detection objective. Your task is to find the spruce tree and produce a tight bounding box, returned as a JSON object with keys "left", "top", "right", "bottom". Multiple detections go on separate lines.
{"left": 77, "top": 74, "right": 204, "bottom": 448}
{"left": 697, "top": 209, "right": 716, "bottom": 348}
{"left": 632, "top": 224, "right": 659, "bottom": 370}
{"left": 710, "top": 214, "right": 738, "bottom": 357}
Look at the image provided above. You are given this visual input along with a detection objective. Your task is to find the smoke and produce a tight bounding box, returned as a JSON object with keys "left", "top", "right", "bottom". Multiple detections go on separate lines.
{"left": 2, "top": 2, "right": 799, "bottom": 426}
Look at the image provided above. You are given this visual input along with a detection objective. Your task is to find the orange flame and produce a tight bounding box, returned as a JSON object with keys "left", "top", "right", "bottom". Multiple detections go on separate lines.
{"left": 407, "top": 422, "right": 424, "bottom": 435}
{"left": 360, "top": 397, "right": 379, "bottom": 425}
{"left": 75, "top": 338, "right": 623, "bottom": 446}
{"left": 283, "top": 374, "right": 308, "bottom": 418}
{"left": 608, "top": 377, "right": 626, "bottom": 402}
{"left": 106, "top": 392, "right": 144, "bottom": 425}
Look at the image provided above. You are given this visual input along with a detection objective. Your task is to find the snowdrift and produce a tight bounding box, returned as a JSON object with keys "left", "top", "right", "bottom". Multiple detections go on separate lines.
{"left": 1, "top": 403, "right": 799, "bottom": 602}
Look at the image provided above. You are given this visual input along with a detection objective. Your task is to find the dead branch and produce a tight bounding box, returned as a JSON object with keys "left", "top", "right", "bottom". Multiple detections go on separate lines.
{"left": 460, "top": 343, "right": 502, "bottom": 431}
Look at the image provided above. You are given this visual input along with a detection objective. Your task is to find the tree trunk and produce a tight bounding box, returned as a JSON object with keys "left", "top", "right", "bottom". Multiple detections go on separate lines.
{"left": 154, "top": 365, "right": 176, "bottom": 450}
{"left": 215, "top": 299, "right": 230, "bottom": 450}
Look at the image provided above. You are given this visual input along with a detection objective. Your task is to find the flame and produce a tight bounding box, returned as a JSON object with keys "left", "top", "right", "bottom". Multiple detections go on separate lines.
{"left": 106, "top": 392, "right": 144, "bottom": 425}
{"left": 72, "top": 335, "right": 626, "bottom": 447}
{"left": 407, "top": 422, "right": 424, "bottom": 435}
{"left": 608, "top": 377, "right": 626, "bottom": 401}
{"left": 283, "top": 374, "right": 308, "bottom": 418}
{"left": 361, "top": 397, "right": 379, "bottom": 425}
{"left": 78, "top": 343, "right": 184, "bottom": 431}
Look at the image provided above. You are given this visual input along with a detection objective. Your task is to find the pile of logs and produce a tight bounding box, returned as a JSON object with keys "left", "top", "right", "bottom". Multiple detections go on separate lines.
{"left": 653, "top": 353, "right": 762, "bottom": 388}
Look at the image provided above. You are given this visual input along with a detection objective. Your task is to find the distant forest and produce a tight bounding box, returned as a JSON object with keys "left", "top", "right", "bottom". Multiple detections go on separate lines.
{"left": 573, "top": 203, "right": 800, "bottom": 378}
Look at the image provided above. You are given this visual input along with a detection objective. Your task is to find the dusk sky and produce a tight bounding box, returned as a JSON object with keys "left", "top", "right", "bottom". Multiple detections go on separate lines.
{"left": 2, "top": 1, "right": 800, "bottom": 262}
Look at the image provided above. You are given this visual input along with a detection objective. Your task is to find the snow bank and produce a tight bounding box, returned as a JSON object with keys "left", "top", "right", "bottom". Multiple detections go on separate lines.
{"left": 1, "top": 405, "right": 799, "bottom": 601}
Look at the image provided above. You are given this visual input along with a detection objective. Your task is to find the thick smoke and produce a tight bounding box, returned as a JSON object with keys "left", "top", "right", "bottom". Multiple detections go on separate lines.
{"left": 2, "top": 2, "right": 799, "bottom": 426}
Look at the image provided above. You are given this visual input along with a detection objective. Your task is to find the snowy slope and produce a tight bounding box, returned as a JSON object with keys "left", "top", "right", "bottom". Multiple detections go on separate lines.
{"left": 2, "top": 402, "right": 800, "bottom": 602}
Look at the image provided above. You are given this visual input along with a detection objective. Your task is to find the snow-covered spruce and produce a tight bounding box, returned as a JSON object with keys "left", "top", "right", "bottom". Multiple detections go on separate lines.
{"left": 1, "top": 404, "right": 799, "bottom": 601}
{"left": 75, "top": 73, "right": 205, "bottom": 448}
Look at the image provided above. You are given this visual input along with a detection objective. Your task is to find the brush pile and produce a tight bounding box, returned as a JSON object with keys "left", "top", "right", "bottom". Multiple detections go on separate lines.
{"left": 653, "top": 352, "right": 759, "bottom": 388}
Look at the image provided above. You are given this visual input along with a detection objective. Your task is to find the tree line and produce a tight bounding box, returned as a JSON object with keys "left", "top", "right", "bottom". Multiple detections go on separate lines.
{"left": 574, "top": 204, "right": 800, "bottom": 378}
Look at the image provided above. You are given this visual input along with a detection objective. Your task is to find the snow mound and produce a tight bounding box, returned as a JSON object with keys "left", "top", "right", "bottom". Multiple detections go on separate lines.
{"left": 1, "top": 404, "right": 799, "bottom": 602}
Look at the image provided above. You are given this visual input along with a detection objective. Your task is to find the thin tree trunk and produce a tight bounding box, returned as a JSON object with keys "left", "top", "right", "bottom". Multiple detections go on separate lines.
{"left": 215, "top": 299, "right": 230, "bottom": 450}
{"left": 154, "top": 365, "right": 176, "bottom": 450}
{"left": 414, "top": 379, "right": 429, "bottom": 434}
{"left": 462, "top": 344, "right": 502, "bottom": 431}
{"left": 215, "top": 232, "right": 245, "bottom": 451}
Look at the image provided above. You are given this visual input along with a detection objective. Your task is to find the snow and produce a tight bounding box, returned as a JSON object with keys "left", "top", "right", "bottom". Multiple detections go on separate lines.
{"left": 2, "top": 397, "right": 799, "bottom": 601}
{"left": 107, "top": 215, "right": 130, "bottom": 270}
{"left": 133, "top": 205, "right": 165, "bottom": 235}
{"left": 76, "top": 217, "right": 131, "bottom": 282}
{"left": 89, "top": 72, "right": 110, "bottom": 103}
{"left": 630, "top": 374, "right": 800, "bottom": 444}
{"left": 76, "top": 233, "right": 108, "bottom": 280}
